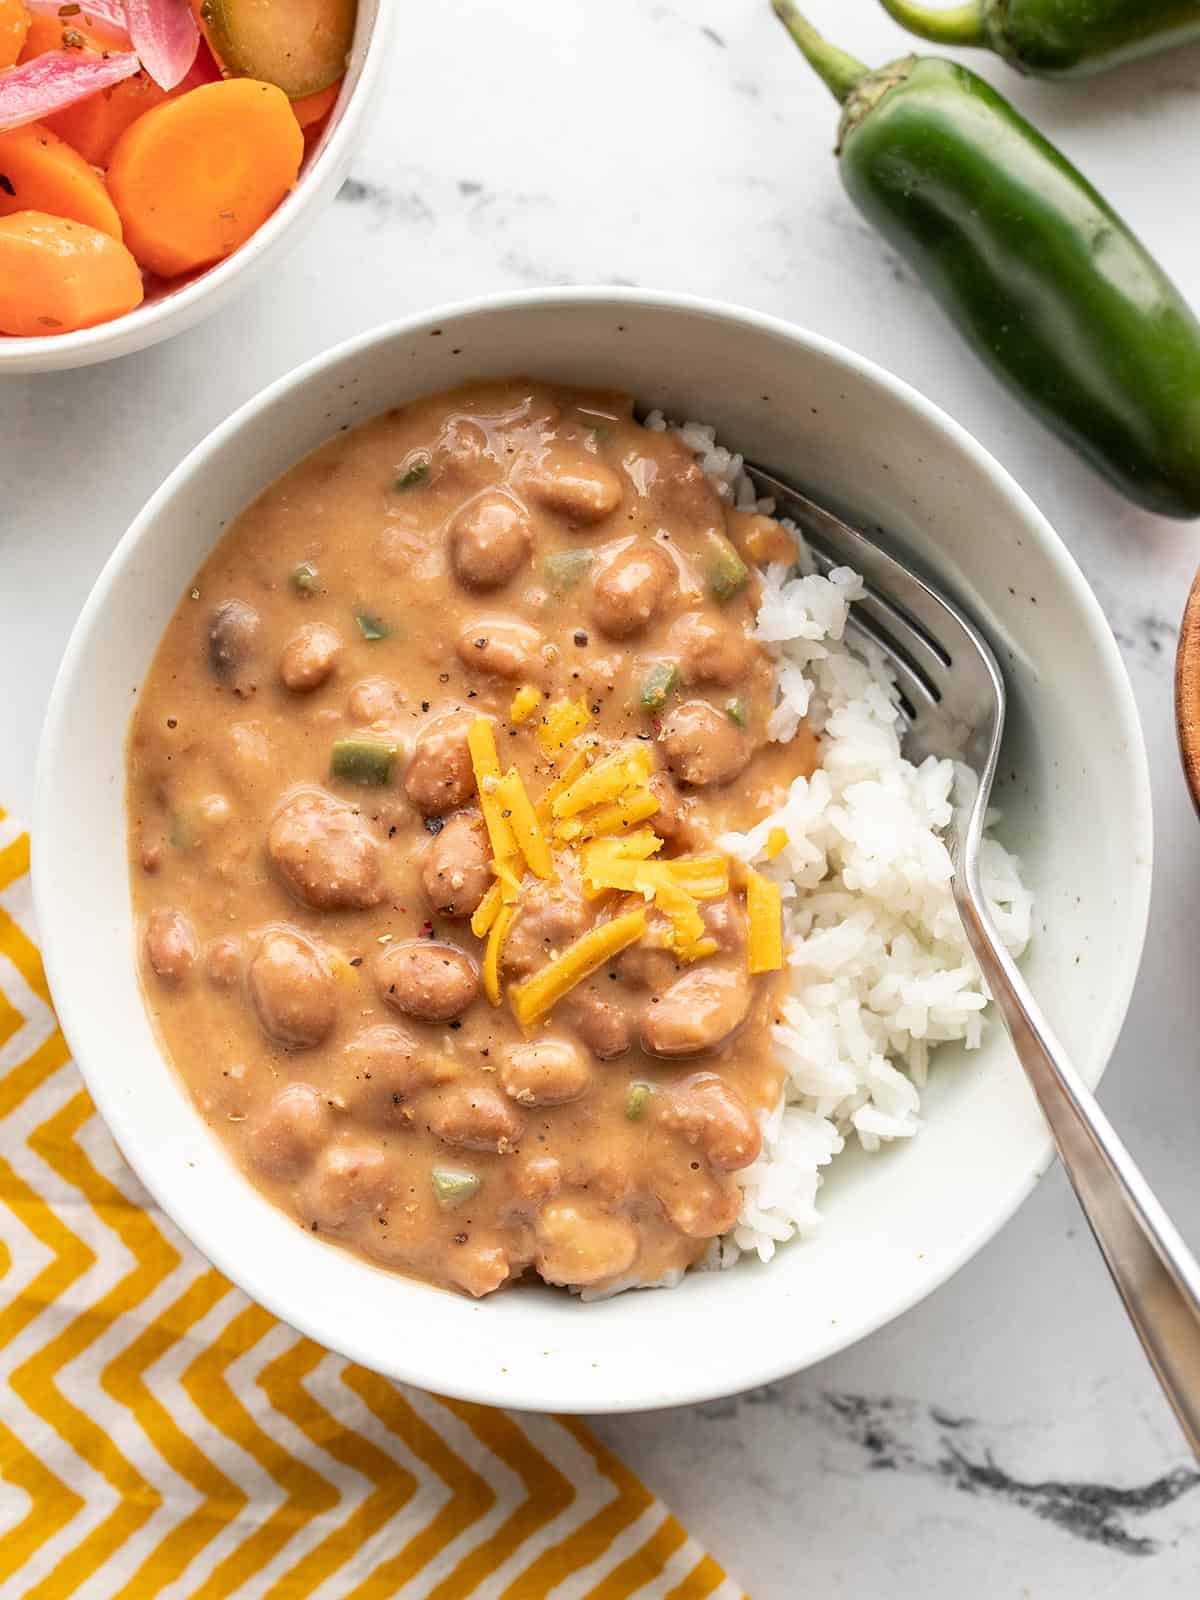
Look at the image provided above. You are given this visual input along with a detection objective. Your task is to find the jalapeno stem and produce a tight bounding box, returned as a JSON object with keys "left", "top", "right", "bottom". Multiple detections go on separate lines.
{"left": 771, "top": 1, "right": 870, "bottom": 103}
{"left": 876, "top": 0, "right": 987, "bottom": 47}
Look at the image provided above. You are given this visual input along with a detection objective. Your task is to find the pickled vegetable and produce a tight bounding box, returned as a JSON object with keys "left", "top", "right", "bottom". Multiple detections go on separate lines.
{"left": 199, "top": 0, "right": 356, "bottom": 98}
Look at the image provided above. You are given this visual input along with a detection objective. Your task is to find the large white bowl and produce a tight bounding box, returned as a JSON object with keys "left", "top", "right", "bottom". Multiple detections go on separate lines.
{"left": 33, "top": 291, "right": 1153, "bottom": 1412}
{"left": 0, "top": 0, "right": 387, "bottom": 375}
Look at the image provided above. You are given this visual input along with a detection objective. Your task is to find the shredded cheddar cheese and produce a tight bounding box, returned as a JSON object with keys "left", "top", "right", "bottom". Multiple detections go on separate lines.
{"left": 470, "top": 881, "right": 502, "bottom": 939}
{"left": 510, "top": 907, "right": 648, "bottom": 1027}
{"left": 746, "top": 867, "right": 783, "bottom": 974}
{"left": 509, "top": 684, "right": 541, "bottom": 724}
{"left": 535, "top": 746, "right": 589, "bottom": 825}
{"left": 467, "top": 717, "right": 518, "bottom": 862}
{"left": 496, "top": 767, "right": 554, "bottom": 879}
{"left": 552, "top": 742, "right": 653, "bottom": 819}
{"left": 537, "top": 697, "right": 590, "bottom": 756}
{"left": 483, "top": 903, "right": 516, "bottom": 1005}
{"left": 765, "top": 825, "right": 789, "bottom": 861}
{"left": 553, "top": 787, "right": 660, "bottom": 843}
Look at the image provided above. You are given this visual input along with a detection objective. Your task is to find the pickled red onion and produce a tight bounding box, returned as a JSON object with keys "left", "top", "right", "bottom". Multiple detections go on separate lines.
{"left": 24, "top": 0, "right": 132, "bottom": 42}
{"left": 122, "top": 0, "right": 198, "bottom": 91}
{"left": 0, "top": 49, "right": 141, "bottom": 133}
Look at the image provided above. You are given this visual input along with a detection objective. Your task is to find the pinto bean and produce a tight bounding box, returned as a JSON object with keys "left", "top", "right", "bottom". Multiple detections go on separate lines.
{"left": 640, "top": 966, "right": 751, "bottom": 1058}
{"left": 205, "top": 935, "right": 242, "bottom": 987}
{"left": 666, "top": 610, "right": 754, "bottom": 686}
{"left": 420, "top": 813, "right": 490, "bottom": 917}
{"left": 306, "top": 1140, "right": 393, "bottom": 1228}
{"left": 703, "top": 894, "right": 747, "bottom": 955}
{"left": 502, "top": 878, "right": 590, "bottom": 976}
{"left": 456, "top": 617, "right": 547, "bottom": 681}
{"left": 562, "top": 987, "right": 634, "bottom": 1060}
{"left": 512, "top": 1153, "right": 562, "bottom": 1205}
{"left": 376, "top": 940, "right": 480, "bottom": 1022}
{"left": 449, "top": 491, "right": 532, "bottom": 591}
{"left": 267, "top": 789, "right": 383, "bottom": 910}
{"left": 590, "top": 541, "right": 675, "bottom": 639}
{"left": 144, "top": 908, "right": 197, "bottom": 984}
{"left": 534, "top": 1199, "right": 638, "bottom": 1286}
{"left": 658, "top": 1073, "right": 761, "bottom": 1171}
{"left": 659, "top": 699, "right": 749, "bottom": 787}
{"left": 653, "top": 1167, "right": 742, "bottom": 1238}
{"left": 522, "top": 445, "right": 622, "bottom": 524}
{"left": 249, "top": 1084, "right": 328, "bottom": 1181}
{"left": 207, "top": 600, "right": 261, "bottom": 696}
{"left": 279, "top": 622, "right": 342, "bottom": 692}
{"left": 430, "top": 1083, "right": 522, "bottom": 1153}
{"left": 500, "top": 1039, "right": 591, "bottom": 1106}
{"left": 347, "top": 676, "right": 403, "bottom": 725}
{"left": 333, "top": 1022, "right": 434, "bottom": 1121}
{"left": 446, "top": 1242, "right": 510, "bottom": 1298}
{"left": 249, "top": 927, "right": 338, "bottom": 1049}
{"left": 404, "top": 710, "right": 476, "bottom": 815}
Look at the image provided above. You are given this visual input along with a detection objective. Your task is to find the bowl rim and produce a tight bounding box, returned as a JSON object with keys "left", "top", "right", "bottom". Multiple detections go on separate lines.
{"left": 32, "top": 287, "right": 1154, "bottom": 1410}
{"left": 0, "top": 0, "right": 388, "bottom": 374}
{"left": 1174, "top": 571, "right": 1200, "bottom": 815}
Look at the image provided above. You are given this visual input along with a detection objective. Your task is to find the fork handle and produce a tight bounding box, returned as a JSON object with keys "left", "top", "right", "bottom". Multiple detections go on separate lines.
{"left": 956, "top": 890, "right": 1200, "bottom": 1462}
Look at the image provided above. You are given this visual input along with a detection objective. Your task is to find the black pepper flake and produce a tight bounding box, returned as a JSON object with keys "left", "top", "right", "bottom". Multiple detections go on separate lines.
{"left": 573, "top": 630, "right": 588, "bottom": 647}
{"left": 311, "top": 1221, "right": 319, "bottom": 1231}
{"left": 166, "top": 717, "right": 177, "bottom": 729}
{"left": 473, "top": 637, "right": 488, "bottom": 650}
{"left": 388, "top": 824, "right": 398, "bottom": 838}
{"left": 0, "top": 175, "right": 14, "bottom": 198}
{"left": 468, "top": 689, "right": 478, "bottom": 699}
{"left": 453, "top": 1232, "right": 469, "bottom": 1245}
{"left": 424, "top": 815, "right": 445, "bottom": 835}
{"left": 421, "top": 700, "right": 430, "bottom": 712}
{"left": 449, "top": 1020, "right": 462, "bottom": 1030}
{"left": 439, "top": 672, "right": 450, "bottom": 683}
{"left": 591, "top": 704, "right": 601, "bottom": 714}
{"left": 392, "top": 1092, "right": 404, "bottom": 1105}
{"left": 349, "top": 956, "right": 363, "bottom": 967}
{"left": 480, "top": 1047, "right": 489, "bottom": 1056}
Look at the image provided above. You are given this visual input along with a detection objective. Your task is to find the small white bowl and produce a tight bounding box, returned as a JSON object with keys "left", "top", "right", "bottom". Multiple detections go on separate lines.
{"left": 0, "top": 0, "right": 387, "bottom": 375}
{"left": 34, "top": 291, "right": 1153, "bottom": 1412}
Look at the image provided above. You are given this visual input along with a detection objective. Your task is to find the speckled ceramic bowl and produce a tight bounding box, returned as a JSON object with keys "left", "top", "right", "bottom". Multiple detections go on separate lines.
{"left": 0, "top": 0, "right": 388, "bottom": 375}
{"left": 33, "top": 291, "right": 1153, "bottom": 1412}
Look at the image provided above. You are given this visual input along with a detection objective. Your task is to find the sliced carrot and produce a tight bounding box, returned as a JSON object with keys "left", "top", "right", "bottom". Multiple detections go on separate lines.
{"left": 291, "top": 79, "right": 338, "bottom": 129}
{"left": 0, "top": 0, "right": 29, "bottom": 71}
{"left": 18, "top": 9, "right": 125, "bottom": 62}
{"left": 47, "top": 70, "right": 170, "bottom": 168}
{"left": 106, "top": 78, "right": 303, "bottom": 277}
{"left": 0, "top": 210, "right": 143, "bottom": 336}
{"left": 47, "top": 40, "right": 222, "bottom": 168}
{"left": 0, "top": 122, "right": 122, "bottom": 237}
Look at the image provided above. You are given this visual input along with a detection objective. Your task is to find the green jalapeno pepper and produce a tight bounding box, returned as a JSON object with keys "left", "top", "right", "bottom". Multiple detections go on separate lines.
{"left": 878, "top": 0, "right": 1200, "bottom": 79}
{"left": 774, "top": 2, "right": 1200, "bottom": 518}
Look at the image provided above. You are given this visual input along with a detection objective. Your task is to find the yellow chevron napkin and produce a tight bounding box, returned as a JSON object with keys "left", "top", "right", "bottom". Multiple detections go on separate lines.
{"left": 0, "top": 810, "right": 744, "bottom": 1600}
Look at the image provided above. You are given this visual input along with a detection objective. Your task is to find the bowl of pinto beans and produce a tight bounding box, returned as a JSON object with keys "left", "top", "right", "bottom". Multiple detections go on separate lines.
{"left": 0, "top": 0, "right": 387, "bottom": 372}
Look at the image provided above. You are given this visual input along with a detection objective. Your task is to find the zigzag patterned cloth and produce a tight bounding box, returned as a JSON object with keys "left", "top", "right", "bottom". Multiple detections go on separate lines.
{"left": 0, "top": 809, "right": 744, "bottom": 1599}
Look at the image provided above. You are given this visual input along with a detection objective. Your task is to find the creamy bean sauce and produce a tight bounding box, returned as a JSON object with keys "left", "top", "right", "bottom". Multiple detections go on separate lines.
{"left": 127, "top": 380, "right": 820, "bottom": 1298}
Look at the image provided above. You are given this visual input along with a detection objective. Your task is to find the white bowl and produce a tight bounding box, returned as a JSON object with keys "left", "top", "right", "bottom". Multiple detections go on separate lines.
{"left": 0, "top": 0, "right": 387, "bottom": 375}
{"left": 33, "top": 291, "right": 1153, "bottom": 1412}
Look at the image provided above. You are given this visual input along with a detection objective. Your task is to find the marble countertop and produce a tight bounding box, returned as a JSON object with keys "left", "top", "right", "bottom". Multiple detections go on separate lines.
{"left": 4, "top": 1, "right": 1200, "bottom": 1591}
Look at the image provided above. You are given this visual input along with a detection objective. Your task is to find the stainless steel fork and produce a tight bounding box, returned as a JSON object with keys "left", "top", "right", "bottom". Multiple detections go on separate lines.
{"left": 745, "top": 461, "right": 1200, "bottom": 1462}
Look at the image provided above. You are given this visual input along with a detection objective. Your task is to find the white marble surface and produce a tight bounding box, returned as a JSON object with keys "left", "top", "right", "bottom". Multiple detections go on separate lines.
{"left": 4, "top": 1, "right": 1200, "bottom": 1592}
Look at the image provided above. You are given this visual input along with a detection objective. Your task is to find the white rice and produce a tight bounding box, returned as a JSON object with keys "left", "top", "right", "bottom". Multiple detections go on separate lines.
{"left": 645, "top": 411, "right": 1034, "bottom": 1271}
